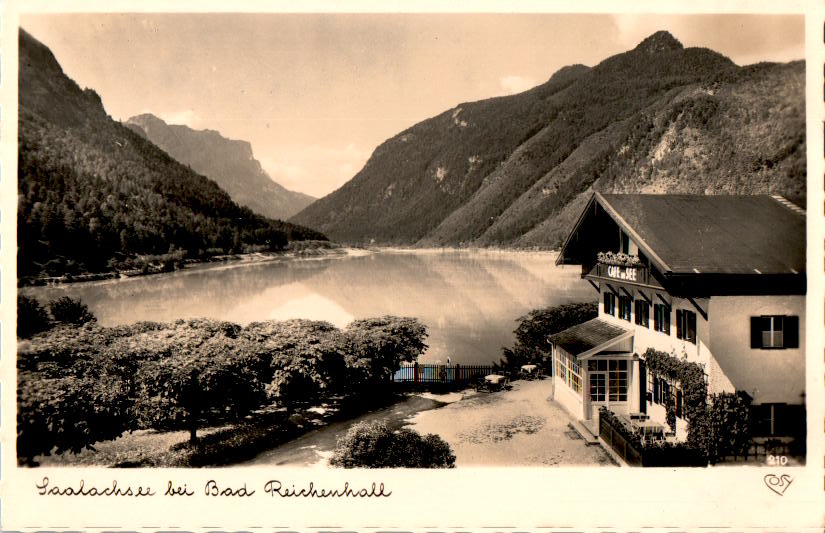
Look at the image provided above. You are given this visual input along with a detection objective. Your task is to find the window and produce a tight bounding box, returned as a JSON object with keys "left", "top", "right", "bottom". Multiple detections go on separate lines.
{"left": 751, "top": 315, "right": 799, "bottom": 349}
{"left": 608, "top": 360, "right": 628, "bottom": 402}
{"left": 556, "top": 351, "right": 582, "bottom": 394}
{"left": 676, "top": 309, "right": 697, "bottom": 344}
{"left": 653, "top": 303, "right": 670, "bottom": 334}
{"left": 588, "top": 359, "right": 627, "bottom": 403}
{"left": 635, "top": 300, "right": 650, "bottom": 327}
{"left": 603, "top": 292, "right": 615, "bottom": 316}
{"left": 589, "top": 373, "right": 606, "bottom": 402}
{"left": 618, "top": 295, "right": 632, "bottom": 321}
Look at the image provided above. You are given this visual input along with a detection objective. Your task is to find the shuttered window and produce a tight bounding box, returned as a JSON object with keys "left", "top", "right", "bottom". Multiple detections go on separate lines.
{"left": 653, "top": 303, "right": 670, "bottom": 334}
{"left": 635, "top": 300, "right": 649, "bottom": 327}
{"left": 750, "top": 315, "right": 799, "bottom": 349}
{"left": 676, "top": 309, "right": 697, "bottom": 344}
{"left": 603, "top": 292, "right": 615, "bottom": 316}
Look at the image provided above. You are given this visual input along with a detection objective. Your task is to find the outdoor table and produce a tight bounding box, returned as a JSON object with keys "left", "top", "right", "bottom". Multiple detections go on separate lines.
{"left": 521, "top": 364, "right": 538, "bottom": 373}
{"left": 484, "top": 374, "right": 507, "bottom": 384}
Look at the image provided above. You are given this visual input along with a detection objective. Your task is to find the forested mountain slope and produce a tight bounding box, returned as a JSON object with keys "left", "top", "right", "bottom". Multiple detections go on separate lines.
{"left": 18, "top": 29, "right": 325, "bottom": 280}
{"left": 290, "top": 31, "right": 805, "bottom": 248}
{"left": 126, "top": 114, "right": 315, "bottom": 220}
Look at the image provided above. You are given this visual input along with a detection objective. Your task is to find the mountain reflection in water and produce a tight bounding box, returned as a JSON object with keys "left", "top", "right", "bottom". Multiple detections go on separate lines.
{"left": 25, "top": 250, "right": 593, "bottom": 365}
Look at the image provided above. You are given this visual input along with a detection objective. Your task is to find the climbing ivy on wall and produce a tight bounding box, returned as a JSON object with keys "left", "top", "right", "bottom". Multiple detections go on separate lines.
{"left": 642, "top": 347, "right": 707, "bottom": 438}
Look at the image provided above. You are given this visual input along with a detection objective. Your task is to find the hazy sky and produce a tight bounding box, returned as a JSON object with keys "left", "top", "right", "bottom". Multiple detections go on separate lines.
{"left": 21, "top": 13, "right": 804, "bottom": 198}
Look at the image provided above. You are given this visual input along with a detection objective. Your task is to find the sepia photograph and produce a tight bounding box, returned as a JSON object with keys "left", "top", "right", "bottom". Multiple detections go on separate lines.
{"left": 2, "top": 1, "right": 823, "bottom": 530}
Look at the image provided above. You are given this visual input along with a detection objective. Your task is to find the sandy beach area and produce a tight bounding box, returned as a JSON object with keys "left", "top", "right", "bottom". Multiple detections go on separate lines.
{"left": 409, "top": 379, "right": 616, "bottom": 466}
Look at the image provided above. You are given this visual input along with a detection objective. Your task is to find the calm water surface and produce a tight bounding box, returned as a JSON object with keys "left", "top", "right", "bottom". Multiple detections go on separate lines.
{"left": 25, "top": 249, "right": 593, "bottom": 365}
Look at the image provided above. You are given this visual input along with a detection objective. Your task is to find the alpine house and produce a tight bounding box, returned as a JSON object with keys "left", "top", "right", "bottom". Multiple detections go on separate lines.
{"left": 549, "top": 193, "right": 806, "bottom": 442}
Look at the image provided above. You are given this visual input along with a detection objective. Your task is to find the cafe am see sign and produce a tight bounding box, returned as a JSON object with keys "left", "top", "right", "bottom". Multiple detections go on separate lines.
{"left": 606, "top": 264, "right": 638, "bottom": 282}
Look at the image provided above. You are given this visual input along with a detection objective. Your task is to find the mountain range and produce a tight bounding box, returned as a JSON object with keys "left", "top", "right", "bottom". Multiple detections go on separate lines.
{"left": 125, "top": 114, "right": 314, "bottom": 220}
{"left": 290, "top": 31, "right": 805, "bottom": 248}
{"left": 17, "top": 29, "right": 325, "bottom": 280}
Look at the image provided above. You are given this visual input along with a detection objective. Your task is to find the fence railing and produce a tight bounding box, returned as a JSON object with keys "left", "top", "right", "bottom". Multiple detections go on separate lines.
{"left": 598, "top": 412, "right": 643, "bottom": 466}
{"left": 392, "top": 363, "right": 493, "bottom": 384}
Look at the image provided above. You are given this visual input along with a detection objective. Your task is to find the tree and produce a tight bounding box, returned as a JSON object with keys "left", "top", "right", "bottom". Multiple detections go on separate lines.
{"left": 329, "top": 421, "right": 455, "bottom": 468}
{"left": 242, "top": 319, "right": 347, "bottom": 407}
{"left": 500, "top": 301, "right": 597, "bottom": 371}
{"left": 17, "top": 369, "right": 131, "bottom": 464}
{"left": 343, "top": 316, "right": 428, "bottom": 387}
{"left": 49, "top": 296, "right": 96, "bottom": 326}
{"left": 131, "top": 320, "right": 267, "bottom": 444}
{"left": 17, "top": 294, "right": 50, "bottom": 338}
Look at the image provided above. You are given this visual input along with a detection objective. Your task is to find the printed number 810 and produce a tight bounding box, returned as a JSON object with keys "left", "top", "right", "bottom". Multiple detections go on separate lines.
{"left": 767, "top": 455, "right": 788, "bottom": 466}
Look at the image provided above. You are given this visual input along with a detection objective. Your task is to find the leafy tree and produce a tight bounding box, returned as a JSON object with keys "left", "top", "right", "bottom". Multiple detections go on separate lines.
{"left": 17, "top": 294, "right": 50, "bottom": 338}
{"left": 17, "top": 369, "right": 131, "bottom": 464}
{"left": 329, "top": 421, "right": 455, "bottom": 468}
{"left": 500, "top": 301, "right": 597, "bottom": 372}
{"left": 343, "top": 316, "right": 428, "bottom": 387}
{"left": 131, "top": 320, "right": 267, "bottom": 444}
{"left": 242, "top": 319, "right": 347, "bottom": 407}
{"left": 49, "top": 296, "right": 96, "bottom": 326}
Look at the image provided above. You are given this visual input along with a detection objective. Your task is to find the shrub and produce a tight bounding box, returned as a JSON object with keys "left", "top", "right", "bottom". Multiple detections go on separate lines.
{"left": 690, "top": 391, "right": 752, "bottom": 464}
{"left": 49, "top": 296, "right": 96, "bottom": 325}
{"left": 17, "top": 294, "right": 51, "bottom": 338}
{"left": 330, "top": 421, "right": 455, "bottom": 468}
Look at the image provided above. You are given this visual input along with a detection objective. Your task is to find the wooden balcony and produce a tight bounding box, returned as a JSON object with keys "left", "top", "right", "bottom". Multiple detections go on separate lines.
{"left": 584, "top": 262, "right": 663, "bottom": 289}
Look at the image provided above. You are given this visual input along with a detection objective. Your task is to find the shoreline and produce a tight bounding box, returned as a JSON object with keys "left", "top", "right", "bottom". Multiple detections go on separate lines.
{"left": 18, "top": 243, "right": 363, "bottom": 288}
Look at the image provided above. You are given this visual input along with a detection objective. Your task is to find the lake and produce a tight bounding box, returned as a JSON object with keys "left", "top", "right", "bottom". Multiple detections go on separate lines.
{"left": 24, "top": 249, "right": 593, "bottom": 365}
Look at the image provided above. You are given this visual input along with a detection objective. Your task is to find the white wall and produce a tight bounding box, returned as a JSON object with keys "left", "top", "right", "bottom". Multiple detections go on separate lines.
{"left": 708, "top": 295, "right": 805, "bottom": 405}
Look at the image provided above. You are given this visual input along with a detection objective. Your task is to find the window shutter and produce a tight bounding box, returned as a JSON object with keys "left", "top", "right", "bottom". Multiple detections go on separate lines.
{"left": 653, "top": 375, "right": 659, "bottom": 404}
{"left": 676, "top": 309, "right": 683, "bottom": 339}
{"left": 639, "top": 359, "right": 647, "bottom": 414}
{"left": 750, "top": 316, "right": 762, "bottom": 348}
{"left": 784, "top": 316, "right": 799, "bottom": 348}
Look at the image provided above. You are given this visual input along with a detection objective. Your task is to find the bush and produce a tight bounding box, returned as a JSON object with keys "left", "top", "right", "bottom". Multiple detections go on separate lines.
{"left": 690, "top": 392, "right": 752, "bottom": 464}
{"left": 330, "top": 421, "right": 455, "bottom": 468}
{"left": 17, "top": 294, "right": 50, "bottom": 338}
{"left": 49, "top": 296, "right": 96, "bottom": 326}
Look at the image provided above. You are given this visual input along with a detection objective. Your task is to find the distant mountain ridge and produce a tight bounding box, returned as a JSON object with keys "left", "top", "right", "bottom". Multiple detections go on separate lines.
{"left": 291, "top": 31, "right": 805, "bottom": 248}
{"left": 17, "top": 29, "right": 325, "bottom": 280}
{"left": 126, "top": 114, "right": 314, "bottom": 220}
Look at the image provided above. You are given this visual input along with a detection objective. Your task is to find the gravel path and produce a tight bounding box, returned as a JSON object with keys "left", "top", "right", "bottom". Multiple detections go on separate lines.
{"left": 408, "top": 379, "right": 616, "bottom": 466}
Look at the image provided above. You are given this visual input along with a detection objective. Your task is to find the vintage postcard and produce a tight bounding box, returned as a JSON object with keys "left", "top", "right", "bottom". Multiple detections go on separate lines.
{"left": 1, "top": 0, "right": 823, "bottom": 530}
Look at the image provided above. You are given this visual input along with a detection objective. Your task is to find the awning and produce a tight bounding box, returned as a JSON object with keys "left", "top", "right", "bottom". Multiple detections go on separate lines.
{"left": 548, "top": 318, "right": 633, "bottom": 360}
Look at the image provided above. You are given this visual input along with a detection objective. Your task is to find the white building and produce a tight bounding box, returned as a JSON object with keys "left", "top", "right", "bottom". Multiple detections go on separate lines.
{"left": 550, "top": 193, "right": 805, "bottom": 441}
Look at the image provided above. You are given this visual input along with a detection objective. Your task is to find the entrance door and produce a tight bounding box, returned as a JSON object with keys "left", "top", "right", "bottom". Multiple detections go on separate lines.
{"left": 587, "top": 358, "right": 629, "bottom": 419}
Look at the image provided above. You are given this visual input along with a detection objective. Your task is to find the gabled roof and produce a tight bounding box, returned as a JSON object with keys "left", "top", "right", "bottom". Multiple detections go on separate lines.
{"left": 560, "top": 193, "right": 805, "bottom": 276}
{"left": 548, "top": 318, "right": 633, "bottom": 359}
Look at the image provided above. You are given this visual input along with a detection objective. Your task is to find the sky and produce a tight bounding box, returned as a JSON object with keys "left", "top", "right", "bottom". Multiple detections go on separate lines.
{"left": 20, "top": 13, "right": 805, "bottom": 198}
